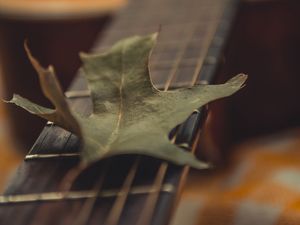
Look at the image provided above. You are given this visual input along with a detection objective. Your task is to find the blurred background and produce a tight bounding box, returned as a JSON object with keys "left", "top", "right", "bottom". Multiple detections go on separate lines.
{"left": 0, "top": 0, "right": 126, "bottom": 191}
{"left": 0, "top": 0, "right": 300, "bottom": 224}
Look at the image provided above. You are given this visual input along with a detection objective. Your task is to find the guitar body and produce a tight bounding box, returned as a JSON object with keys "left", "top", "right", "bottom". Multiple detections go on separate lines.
{"left": 0, "top": 0, "right": 240, "bottom": 224}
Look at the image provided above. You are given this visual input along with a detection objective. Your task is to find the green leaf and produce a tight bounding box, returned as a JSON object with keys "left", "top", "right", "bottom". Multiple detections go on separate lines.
{"left": 6, "top": 34, "right": 247, "bottom": 169}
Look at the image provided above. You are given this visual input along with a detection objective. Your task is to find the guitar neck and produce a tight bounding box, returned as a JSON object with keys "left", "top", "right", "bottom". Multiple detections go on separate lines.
{"left": 0, "top": 0, "right": 239, "bottom": 225}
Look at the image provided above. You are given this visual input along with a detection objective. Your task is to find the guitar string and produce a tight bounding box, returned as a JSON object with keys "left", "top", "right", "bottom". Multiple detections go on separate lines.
{"left": 68, "top": 157, "right": 140, "bottom": 225}
{"left": 72, "top": 161, "right": 110, "bottom": 225}
{"left": 76, "top": 23, "right": 196, "bottom": 225}
{"left": 98, "top": 18, "right": 210, "bottom": 224}
{"left": 103, "top": 23, "right": 197, "bottom": 223}
{"left": 104, "top": 157, "right": 140, "bottom": 225}
{"left": 165, "top": 6, "right": 224, "bottom": 212}
{"left": 169, "top": 127, "right": 202, "bottom": 219}
{"left": 163, "top": 24, "right": 198, "bottom": 91}
{"left": 28, "top": 131, "right": 75, "bottom": 225}
{"left": 60, "top": 97, "right": 112, "bottom": 225}
{"left": 68, "top": 3, "right": 219, "bottom": 224}
{"left": 135, "top": 162, "right": 169, "bottom": 225}
{"left": 133, "top": 16, "right": 203, "bottom": 224}
{"left": 191, "top": 6, "right": 224, "bottom": 85}
{"left": 32, "top": 21, "right": 213, "bottom": 225}
{"left": 85, "top": 26, "right": 191, "bottom": 222}
{"left": 134, "top": 15, "right": 215, "bottom": 223}
{"left": 0, "top": 1, "right": 229, "bottom": 225}
{"left": 136, "top": 128, "right": 202, "bottom": 225}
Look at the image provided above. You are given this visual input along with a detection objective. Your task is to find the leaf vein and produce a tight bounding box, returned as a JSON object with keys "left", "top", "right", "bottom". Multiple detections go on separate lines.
{"left": 102, "top": 45, "right": 125, "bottom": 152}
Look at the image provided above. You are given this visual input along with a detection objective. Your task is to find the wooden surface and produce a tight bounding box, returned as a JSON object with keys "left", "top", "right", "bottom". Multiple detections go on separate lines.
{"left": 0, "top": 0, "right": 239, "bottom": 224}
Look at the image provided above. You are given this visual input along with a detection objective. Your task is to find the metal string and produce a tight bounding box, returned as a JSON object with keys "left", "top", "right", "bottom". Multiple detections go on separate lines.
{"left": 137, "top": 8, "right": 220, "bottom": 220}
{"left": 72, "top": 161, "right": 110, "bottom": 225}
{"left": 104, "top": 157, "right": 140, "bottom": 225}
{"left": 64, "top": 5, "right": 218, "bottom": 223}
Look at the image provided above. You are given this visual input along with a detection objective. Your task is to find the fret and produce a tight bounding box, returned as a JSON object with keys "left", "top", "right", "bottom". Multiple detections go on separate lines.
{"left": 46, "top": 121, "right": 54, "bottom": 125}
{"left": 25, "top": 153, "right": 79, "bottom": 160}
{"left": 65, "top": 90, "right": 91, "bottom": 98}
{"left": 0, "top": 184, "right": 175, "bottom": 204}
{"left": 0, "top": 152, "right": 79, "bottom": 225}
{"left": 68, "top": 74, "right": 89, "bottom": 91}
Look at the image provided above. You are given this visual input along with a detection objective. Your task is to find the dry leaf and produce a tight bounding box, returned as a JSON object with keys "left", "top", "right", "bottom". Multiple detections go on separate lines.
{"left": 6, "top": 34, "right": 247, "bottom": 169}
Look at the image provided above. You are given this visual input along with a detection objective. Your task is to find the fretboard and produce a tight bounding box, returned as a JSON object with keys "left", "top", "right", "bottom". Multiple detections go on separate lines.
{"left": 0, "top": 0, "right": 239, "bottom": 225}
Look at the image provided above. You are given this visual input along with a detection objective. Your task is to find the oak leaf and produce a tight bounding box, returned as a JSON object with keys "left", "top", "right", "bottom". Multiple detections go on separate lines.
{"left": 6, "top": 34, "right": 247, "bottom": 169}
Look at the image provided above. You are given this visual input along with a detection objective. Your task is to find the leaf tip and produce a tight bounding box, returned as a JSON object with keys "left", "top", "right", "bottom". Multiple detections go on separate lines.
{"left": 194, "top": 161, "right": 213, "bottom": 170}
{"left": 79, "top": 51, "right": 89, "bottom": 60}
{"left": 150, "top": 32, "right": 158, "bottom": 41}
{"left": 24, "top": 40, "right": 48, "bottom": 74}
{"left": 228, "top": 73, "right": 248, "bottom": 87}
{"left": 24, "top": 40, "right": 34, "bottom": 64}
{"left": 2, "top": 94, "right": 18, "bottom": 104}
{"left": 2, "top": 98, "right": 10, "bottom": 104}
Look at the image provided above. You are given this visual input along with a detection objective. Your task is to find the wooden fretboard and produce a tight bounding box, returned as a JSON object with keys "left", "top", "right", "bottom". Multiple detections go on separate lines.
{"left": 0, "top": 0, "right": 239, "bottom": 225}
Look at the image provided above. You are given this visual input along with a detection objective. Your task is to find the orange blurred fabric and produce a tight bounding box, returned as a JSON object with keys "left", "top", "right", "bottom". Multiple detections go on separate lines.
{"left": 183, "top": 129, "right": 300, "bottom": 225}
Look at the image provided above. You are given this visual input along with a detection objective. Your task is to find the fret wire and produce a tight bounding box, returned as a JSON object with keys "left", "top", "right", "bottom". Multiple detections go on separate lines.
{"left": 104, "top": 157, "right": 140, "bottom": 225}
{"left": 0, "top": 184, "right": 175, "bottom": 204}
{"left": 25, "top": 153, "right": 80, "bottom": 160}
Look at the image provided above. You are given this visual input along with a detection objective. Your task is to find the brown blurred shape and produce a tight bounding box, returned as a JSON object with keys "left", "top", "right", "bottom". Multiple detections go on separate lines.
{"left": 0, "top": 0, "right": 126, "bottom": 151}
{"left": 0, "top": 0, "right": 126, "bottom": 190}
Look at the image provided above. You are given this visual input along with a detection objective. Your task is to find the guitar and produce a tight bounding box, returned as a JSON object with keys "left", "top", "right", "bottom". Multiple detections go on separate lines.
{"left": 0, "top": 0, "right": 239, "bottom": 224}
